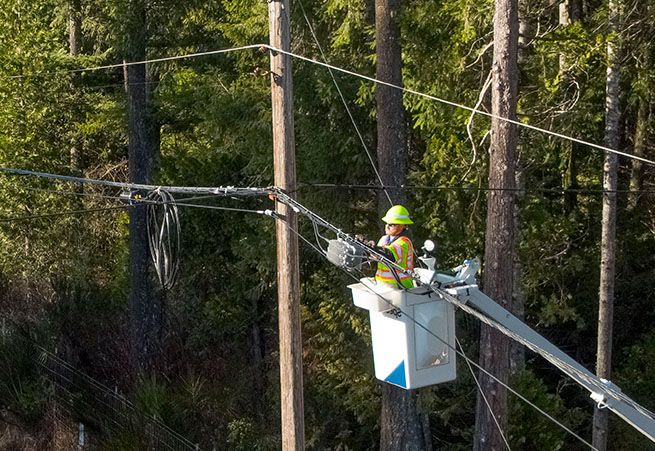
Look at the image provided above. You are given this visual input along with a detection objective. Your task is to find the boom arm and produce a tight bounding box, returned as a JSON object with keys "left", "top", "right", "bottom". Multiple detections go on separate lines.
{"left": 437, "top": 283, "right": 655, "bottom": 444}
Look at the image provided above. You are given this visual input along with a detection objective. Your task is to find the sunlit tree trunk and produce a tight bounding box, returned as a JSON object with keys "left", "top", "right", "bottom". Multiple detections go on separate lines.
{"left": 68, "top": 0, "right": 81, "bottom": 173}
{"left": 592, "top": 0, "right": 621, "bottom": 448}
{"left": 474, "top": 0, "right": 519, "bottom": 448}
{"left": 511, "top": 0, "right": 531, "bottom": 373}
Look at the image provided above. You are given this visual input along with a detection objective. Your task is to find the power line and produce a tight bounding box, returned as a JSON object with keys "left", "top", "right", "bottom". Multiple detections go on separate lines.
{"left": 0, "top": 168, "right": 648, "bottom": 442}
{"left": 0, "top": 180, "right": 231, "bottom": 206}
{"left": 298, "top": 181, "right": 655, "bottom": 195}
{"left": 0, "top": 198, "right": 271, "bottom": 225}
{"left": 6, "top": 44, "right": 265, "bottom": 80}
{"left": 0, "top": 167, "right": 271, "bottom": 197}
{"left": 265, "top": 45, "right": 655, "bottom": 167}
{"left": 4, "top": 320, "right": 197, "bottom": 449}
{"left": 283, "top": 218, "right": 597, "bottom": 450}
{"left": 5, "top": 43, "right": 651, "bottom": 167}
{"left": 0, "top": 205, "right": 128, "bottom": 223}
{"left": 0, "top": 169, "right": 628, "bottom": 446}
{"left": 295, "top": 0, "right": 393, "bottom": 207}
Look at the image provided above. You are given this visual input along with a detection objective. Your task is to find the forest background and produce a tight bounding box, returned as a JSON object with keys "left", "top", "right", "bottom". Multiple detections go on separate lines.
{"left": 0, "top": 0, "right": 654, "bottom": 449}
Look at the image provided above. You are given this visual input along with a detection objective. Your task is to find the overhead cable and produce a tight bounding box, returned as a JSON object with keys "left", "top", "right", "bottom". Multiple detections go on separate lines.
{"left": 0, "top": 167, "right": 271, "bottom": 197}
{"left": 298, "top": 181, "right": 655, "bottom": 195}
{"left": 282, "top": 216, "right": 597, "bottom": 450}
{"left": 6, "top": 320, "right": 197, "bottom": 450}
{"left": 146, "top": 189, "right": 181, "bottom": 290}
{"left": 295, "top": 0, "right": 393, "bottom": 207}
{"left": 263, "top": 45, "right": 655, "bottom": 167}
{"left": 5, "top": 43, "right": 650, "bottom": 166}
{"left": 6, "top": 44, "right": 264, "bottom": 79}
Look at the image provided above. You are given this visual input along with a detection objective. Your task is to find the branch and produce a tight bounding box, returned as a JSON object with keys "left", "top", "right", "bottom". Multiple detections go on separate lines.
{"left": 461, "top": 70, "right": 492, "bottom": 182}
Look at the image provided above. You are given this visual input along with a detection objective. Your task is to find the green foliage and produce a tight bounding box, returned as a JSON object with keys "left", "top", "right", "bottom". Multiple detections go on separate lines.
{"left": 612, "top": 333, "right": 655, "bottom": 450}
{"left": 0, "top": 332, "right": 50, "bottom": 427}
{"left": 0, "top": 0, "right": 654, "bottom": 449}
{"left": 508, "top": 369, "right": 586, "bottom": 450}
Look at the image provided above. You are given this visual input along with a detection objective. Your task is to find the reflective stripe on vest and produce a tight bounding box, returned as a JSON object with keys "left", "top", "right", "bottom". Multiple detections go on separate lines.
{"left": 375, "top": 235, "right": 414, "bottom": 289}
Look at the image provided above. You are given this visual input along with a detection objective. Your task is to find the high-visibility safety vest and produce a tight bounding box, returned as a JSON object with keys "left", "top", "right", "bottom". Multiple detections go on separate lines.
{"left": 375, "top": 235, "right": 415, "bottom": 289}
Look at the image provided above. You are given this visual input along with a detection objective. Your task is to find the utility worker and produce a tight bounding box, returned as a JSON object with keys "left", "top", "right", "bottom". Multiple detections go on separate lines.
{"left": 373, "top": 205, "right": 416, "bottom": 289}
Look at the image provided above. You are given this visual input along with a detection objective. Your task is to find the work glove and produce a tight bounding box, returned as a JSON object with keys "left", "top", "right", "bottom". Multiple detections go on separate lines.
{"left": 355, "top": 234, "right": 375, "bottom": 248}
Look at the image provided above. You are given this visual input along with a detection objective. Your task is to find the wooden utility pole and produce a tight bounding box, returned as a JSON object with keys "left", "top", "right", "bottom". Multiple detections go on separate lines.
{"left": 268, "top": 1, "right": 304, "bottom": 450}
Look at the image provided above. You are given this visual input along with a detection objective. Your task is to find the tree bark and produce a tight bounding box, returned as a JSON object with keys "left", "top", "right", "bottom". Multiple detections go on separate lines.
{"left": 68, "top": 0, "right": 81, "bottom": 56}
{"left": 592, "top": 1, "right": 621, "bottom": 448}
{"left": 69, "top": 0, "right": 81, "bottom": 173}
{"left": 374, "top": 0, "right": 429, "bottom": 449}
{"left": 375, "top": 0, "right": 406, "bottom": 211}
{"left": 474, "top": 0, "right": 519, "bottom": 448}
{"left": 628, "top": 98, "right": 651, "bottom": 210}
{"left": 126, "top": 0, "right": 160, "bottom": 377}
{"left": 628, "top": 41, "right": 652, "bottom": 210}
{"left": 510, "top": 161, "right": 525, "bottom": 374}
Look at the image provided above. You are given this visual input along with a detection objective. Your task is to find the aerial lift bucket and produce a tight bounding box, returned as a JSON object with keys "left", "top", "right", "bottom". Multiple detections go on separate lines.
{"left": 349, "top": 278, "right": 456, "bottom": 389}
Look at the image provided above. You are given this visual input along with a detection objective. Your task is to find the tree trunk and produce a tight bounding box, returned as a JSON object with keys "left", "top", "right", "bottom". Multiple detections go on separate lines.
{"left": 517, "top": 0, "right": 532, "bottom": 65}
{"left": 374, "top": 0, "right": 429, "bottom": 449}
{"left": 126, "top": 0, "right": 160, "bottom": 377}
{"left": 592, "top": 1, "right": 621, "bottom": 448}
{"left": 380, "top": 386, "right": 427, "bottom": 450}
{"left": 69, "top": 0, "right": 81, "bottom": 173}
{"left": 375, "top": 0, "right": 406, "bottom": 212}
{"left": 68, "top": 0, "right": 81, "bottom": 56}
{"left": 510, "top": 160, "right": 525, "bottom": 374}
{"left": 474, "top": 0, "right": 519, "bottom": 448}
{"left": 628, "top": 40, "right": 652, "bottom": 210}
{"left": 558, "top": 0, "right": 582, "bottom": 213}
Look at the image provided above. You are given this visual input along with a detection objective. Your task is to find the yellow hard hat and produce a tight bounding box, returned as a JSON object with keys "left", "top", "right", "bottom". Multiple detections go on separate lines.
{"left": 381, "top": 205, "right": 413, "bottom": 224}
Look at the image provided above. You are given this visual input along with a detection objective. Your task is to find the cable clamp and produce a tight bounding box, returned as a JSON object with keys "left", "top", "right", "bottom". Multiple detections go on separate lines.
{"left": 590, "top": 391, "right": 608, "bottom": 409}
{"left": 262, "top": 209, "right": 278, "bottom": 219}
{"left": 119, "top": 189, "right": 145, "bottom": 205}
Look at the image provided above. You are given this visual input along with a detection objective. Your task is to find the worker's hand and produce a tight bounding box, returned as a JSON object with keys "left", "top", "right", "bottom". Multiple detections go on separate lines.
{"left": 355, "top": 234, "right": 375, "bottom": 247}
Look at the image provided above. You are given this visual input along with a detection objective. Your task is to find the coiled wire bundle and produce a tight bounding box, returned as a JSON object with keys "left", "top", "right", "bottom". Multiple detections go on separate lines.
{"left": 146, "top": 189, "right": 180, "bottom": 290}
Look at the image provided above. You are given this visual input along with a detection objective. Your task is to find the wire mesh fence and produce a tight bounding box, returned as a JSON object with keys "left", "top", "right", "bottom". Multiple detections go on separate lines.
{"left": 38, "top": 349, "right": 198, "bottom": 450}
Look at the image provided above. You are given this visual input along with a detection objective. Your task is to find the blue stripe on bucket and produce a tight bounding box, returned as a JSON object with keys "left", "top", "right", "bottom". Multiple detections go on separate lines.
{"left": 384, "top": 361, "right": 406, "bottom": 388}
